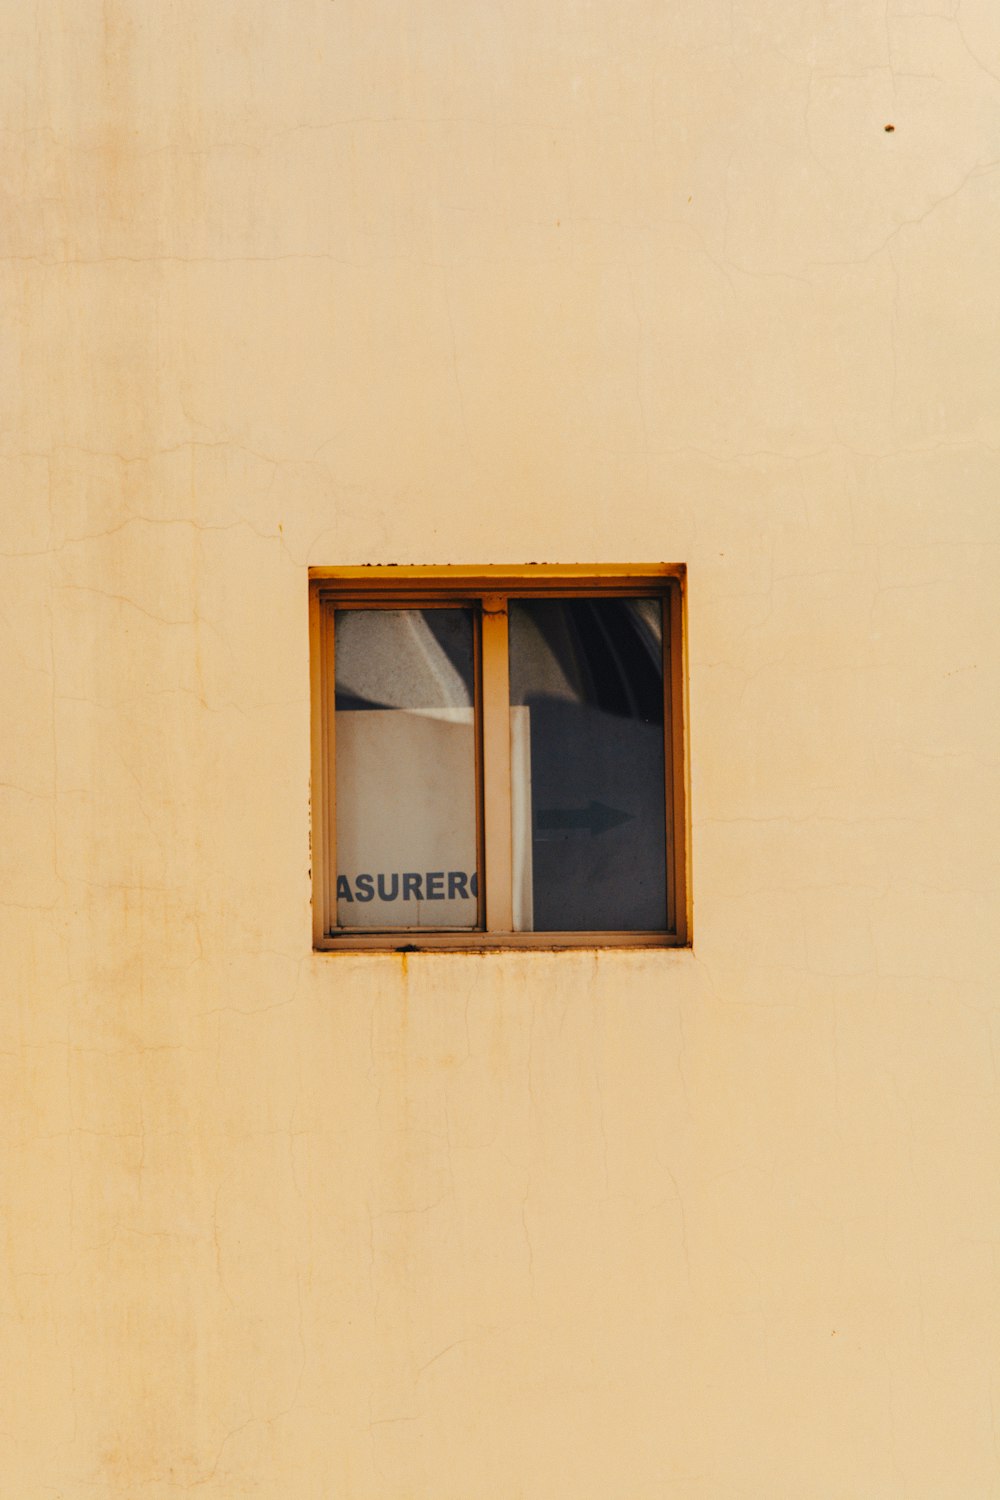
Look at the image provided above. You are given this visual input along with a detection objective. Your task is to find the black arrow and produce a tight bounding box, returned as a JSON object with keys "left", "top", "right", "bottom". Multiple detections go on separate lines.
{"left": 536, "top": 800, "right": 634, "bottom": 837}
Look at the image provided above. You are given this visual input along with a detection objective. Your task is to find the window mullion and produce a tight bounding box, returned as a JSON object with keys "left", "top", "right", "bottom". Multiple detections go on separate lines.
{"left": 480, "top": 594, "right": 514, "bottom": 932}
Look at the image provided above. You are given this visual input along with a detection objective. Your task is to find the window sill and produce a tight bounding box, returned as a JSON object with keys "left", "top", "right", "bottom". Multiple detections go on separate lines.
{"left": 314, "top": 930, "right": 689, "bottom": 952}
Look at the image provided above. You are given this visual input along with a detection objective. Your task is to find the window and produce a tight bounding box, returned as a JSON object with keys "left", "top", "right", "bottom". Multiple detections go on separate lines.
{"left": 309, "top": 567, "right": 687, "bottom": 950}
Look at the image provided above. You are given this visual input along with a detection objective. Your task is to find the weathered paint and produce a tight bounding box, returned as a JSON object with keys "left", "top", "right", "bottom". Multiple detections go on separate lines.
{"left": 1, "top": 1, "right": 999, "bottom": 1496}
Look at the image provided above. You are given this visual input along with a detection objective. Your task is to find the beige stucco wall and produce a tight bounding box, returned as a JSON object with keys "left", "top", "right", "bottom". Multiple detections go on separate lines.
{"left": 2, "top": 2, "right": 1000, "bottom": 1495}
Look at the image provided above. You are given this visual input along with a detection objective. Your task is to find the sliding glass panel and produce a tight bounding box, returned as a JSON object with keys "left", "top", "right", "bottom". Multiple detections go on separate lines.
{"left": 508, "top": 598, "right": 666, "bottom": 931}
{"left": 334, "top": 608, "right": 478, "bottom": 929}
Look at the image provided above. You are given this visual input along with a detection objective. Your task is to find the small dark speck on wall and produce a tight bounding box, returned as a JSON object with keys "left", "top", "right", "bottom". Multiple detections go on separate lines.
{"left": 884, "top": 123, "right": 895, "bottom": 132}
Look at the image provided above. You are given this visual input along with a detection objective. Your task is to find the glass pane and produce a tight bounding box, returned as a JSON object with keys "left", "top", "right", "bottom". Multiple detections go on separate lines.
{"left": 508, "top": 598, "right": 666, "bottom": 931}
{"left": 334, "top": 609, "right": 478, "bottom": 930}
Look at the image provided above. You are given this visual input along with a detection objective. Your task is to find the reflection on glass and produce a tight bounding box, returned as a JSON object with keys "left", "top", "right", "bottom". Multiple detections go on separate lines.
{"left": 508, "top": 598, "right": 666, "bottom": 931}
{"left": 334, "top": 609, "right": 478, "bottom": 930}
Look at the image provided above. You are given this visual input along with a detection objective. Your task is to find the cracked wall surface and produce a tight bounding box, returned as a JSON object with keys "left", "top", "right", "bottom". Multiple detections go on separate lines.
{"left": 1, "top": 1, "right": 999, "bottom": 1496}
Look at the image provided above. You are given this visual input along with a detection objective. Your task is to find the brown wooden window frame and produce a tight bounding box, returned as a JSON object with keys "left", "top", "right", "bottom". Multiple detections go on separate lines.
{"left": 309, "top": 565, "right": 689, "bottom": 951}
